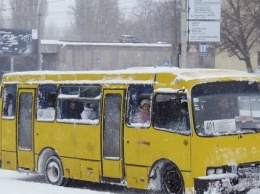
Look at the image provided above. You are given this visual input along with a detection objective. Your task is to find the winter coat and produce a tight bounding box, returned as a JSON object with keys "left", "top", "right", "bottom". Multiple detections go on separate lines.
{"left": 81, "top": 107, "right": 97, "bottom": 120}
{"left": 135, "top": 108, "right": 150, "bottom": 123}
{"left": 67, "top": 106, "right": 83, "bottom": 119}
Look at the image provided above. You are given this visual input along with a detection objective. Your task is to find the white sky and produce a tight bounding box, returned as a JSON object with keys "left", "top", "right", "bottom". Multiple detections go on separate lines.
{"left": 46, "top": 0, "right": 75, "bottom": 28}
{"left": 0, "top": 169, "right": 259, "bottom": 194}
{"left": 46, "top": 0, "right": 138, "bottom": 27}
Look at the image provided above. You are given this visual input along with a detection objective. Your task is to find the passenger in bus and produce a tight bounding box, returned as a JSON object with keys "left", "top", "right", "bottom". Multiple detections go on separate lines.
{"left": 47, "top": 99, "right": 55, "bottom": 109}
{"left": 176, "top": 101, "right": 190, "bottom": 130}
{"left": 217, "top": 96, "right": 233, "bottom": 119}
{"left": 81, "top": 102, "right": 98, "bottom": 120}
{"left": 67, "top": 101, "right": 83, "bottom": 119}
{"left": 134, "top": 99, "right": 150, "bottom": 123}
{"left": 4, "top": 94, "right": 13, "bottom": 116}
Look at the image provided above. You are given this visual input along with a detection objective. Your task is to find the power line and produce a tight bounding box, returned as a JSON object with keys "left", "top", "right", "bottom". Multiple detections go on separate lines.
{"left": 1, "top": 0, "right": 173, "bottom": 26}
{"left": 47, "top": 0, "right": 172, "bottom": 17}
{"left": 1, "top": 0, "right": 138, "bottom": 15}
{"left": 2, "top": 0, "right": 66, "bottom": 11}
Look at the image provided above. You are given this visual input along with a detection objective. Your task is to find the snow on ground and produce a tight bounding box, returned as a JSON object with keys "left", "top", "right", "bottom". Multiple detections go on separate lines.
{"left": 0, "top": 169, "right": 145, "bottom": 194}
{"left": 0, "top": 169, "right": 259, "bottom": 194}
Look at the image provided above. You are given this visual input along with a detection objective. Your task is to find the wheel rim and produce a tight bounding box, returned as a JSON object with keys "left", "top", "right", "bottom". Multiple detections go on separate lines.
{"left": 46, "top": 161, "right": 60, "bottom": 183}
{"left": 164, "top": 170, "right": 182, "bottom": 193}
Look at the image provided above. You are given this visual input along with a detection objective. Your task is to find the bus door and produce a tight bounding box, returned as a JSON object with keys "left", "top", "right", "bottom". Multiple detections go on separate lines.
{"left": 102, "top": 90, "right": 124, "bottom": 180}
{"left": 17, "top": 89, "right": 35, "bottom": 171}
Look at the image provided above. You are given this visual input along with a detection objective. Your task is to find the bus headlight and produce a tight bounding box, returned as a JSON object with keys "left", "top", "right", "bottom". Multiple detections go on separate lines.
{"left": 207, "top": 168, "right": 216, "bottom": 175}
{"left": 206, "top": 167, "right": 225, "bottom": 175}
{"left": 216, "top": 168, "right": 224, "bottom": 174}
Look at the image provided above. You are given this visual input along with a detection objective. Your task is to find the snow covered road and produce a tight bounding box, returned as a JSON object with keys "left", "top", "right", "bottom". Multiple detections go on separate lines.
{"left": 0, "top": 169, "right": 259, "bottom": 194}
{"left": 0, "top": 169, "right": 145, "bottom": 194}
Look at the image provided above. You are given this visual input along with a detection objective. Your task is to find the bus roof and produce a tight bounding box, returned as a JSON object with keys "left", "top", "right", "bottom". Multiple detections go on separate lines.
{"left": 2, "top": 67, "right": 257, "bottom": 85}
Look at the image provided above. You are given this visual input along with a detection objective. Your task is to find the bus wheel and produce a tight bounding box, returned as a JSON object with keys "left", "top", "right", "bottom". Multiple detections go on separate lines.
{"left": 160, "top": 163, "right": 184, "bottom": 194}
{"left": 44, "top": 156, "right": 68, "bottom": 186}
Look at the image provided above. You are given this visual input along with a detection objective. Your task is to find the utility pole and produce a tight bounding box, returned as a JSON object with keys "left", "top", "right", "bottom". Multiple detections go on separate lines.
{"left": 172, "top": 0, "right": 179, "bottom": 67}
{"left": 180, "top": 0, "right": 188, "bottom": 68}
{"left": 37, "top": 0, "right": 43, "bottom": 71}
{"left": 0, "top": 0, "right": 6, "bottom": 26}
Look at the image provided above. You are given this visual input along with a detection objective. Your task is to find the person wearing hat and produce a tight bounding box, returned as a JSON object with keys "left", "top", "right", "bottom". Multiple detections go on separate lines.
{"left": 135, "top": 99, "right": 151, "bottom": 123}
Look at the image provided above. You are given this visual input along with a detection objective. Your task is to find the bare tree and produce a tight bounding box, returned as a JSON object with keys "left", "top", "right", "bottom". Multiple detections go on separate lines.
{"left": 130, "top": 0, "right": 155, "bottom": 42}
{"left": 0, "top": 0, "right": 5, "bottom": 27}
{"left": 152, "top": 1, "right": 178, "bottom": 43}
{"left": 66, "top": 0, "right": 176, "bottom": 43}
{"left": 9, "top": 0, "right": 48, "bottom": 29}
{"left": 125, "top": 0, "right": 177, "bottom": 44}
{"left": 72, "top": 0, "right": 120, "bottom": 42}
{"left": 219, "top": 0, "right": 260, "bottom": 73}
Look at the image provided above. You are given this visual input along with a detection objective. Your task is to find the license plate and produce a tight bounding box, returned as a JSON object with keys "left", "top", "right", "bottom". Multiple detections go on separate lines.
{"left": 1, "top": 47, "right": 8, "bottom": 50}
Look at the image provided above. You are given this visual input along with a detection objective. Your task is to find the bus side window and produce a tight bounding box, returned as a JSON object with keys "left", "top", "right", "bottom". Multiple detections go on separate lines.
{"left": 36, "top": 84, "right": 57, "bottom": 121}
{"left": 80, "top": 86, "right": 101, "bottom": 121}
{"left": 57, "top": 85, "right": 101, "bottom": 123}
{"left": 154, "top": 93, "right": 191, "bottom": 134}
{"left": 2, "top": 84, "right": 17, "bottom": 117}
{"left": 127, "top": 84, "right": 153, "bottom": 126}
{"left": 66, "top": 100, "right": 83, "bottom": 119}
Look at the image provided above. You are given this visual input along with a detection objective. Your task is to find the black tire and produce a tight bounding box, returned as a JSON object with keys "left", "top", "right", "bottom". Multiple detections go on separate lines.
{"left": 160, "top": 163, "right": 184, "bottom": 194}
{"left": 44, "top": 155, "right": 69, "bottom": 186}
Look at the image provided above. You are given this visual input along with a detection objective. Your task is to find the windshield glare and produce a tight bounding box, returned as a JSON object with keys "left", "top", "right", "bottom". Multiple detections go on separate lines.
{"left": 192, "top": 81, "right": 260, "bottom": 136}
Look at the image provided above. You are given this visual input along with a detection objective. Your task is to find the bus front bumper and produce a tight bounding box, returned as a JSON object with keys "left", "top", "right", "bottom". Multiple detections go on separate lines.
{"left": 194, "top": 173, "right": 260, "bottom": 194}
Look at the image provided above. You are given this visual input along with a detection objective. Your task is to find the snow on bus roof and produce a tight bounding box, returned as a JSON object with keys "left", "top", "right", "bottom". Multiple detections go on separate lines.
{"left": 3, "top": 69, "right": 155, "bottom": 84}
{"left": 3, "top": 67, "right": 257, "bottom": 83}
{"left": 129, "top": 67, "right": 257, "bottom": 80}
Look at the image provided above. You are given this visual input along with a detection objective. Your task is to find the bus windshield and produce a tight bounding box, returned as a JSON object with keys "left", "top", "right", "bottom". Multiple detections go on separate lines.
{"left": 192, "top": 81, "right": 260, "bottom": 136}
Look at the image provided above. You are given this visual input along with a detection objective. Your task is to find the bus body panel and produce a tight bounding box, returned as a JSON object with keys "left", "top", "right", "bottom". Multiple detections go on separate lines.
{"left": 124, "top": 127, "right": 191, "bottom": 170}
{"left": 80, "top": 160, "right": 101, "bottom": 182}
{"left": 2, "top": 120, "right": 16, "bottom": 152}
{"left": 123, "top": 126, "right": 190, "bottom": 189}
{"left": 62, "top": 157, "right": 81, "bottom": 179}
{"left": 191, "top": 133, "right": 260, "bottom": 178}
{"left": 125, "top": 165, "right": 149, "bottom": 189}
{"left": 2, "top": 151, "right": 17, "bottom": 170}
{"left": 34, "top": 123, "right": 101, "bottom": 160}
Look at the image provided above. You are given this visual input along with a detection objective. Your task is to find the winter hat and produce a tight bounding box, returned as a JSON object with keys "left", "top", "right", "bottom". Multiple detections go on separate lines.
{"left": 141, "top": 99, "right": 150, "bottom": 107}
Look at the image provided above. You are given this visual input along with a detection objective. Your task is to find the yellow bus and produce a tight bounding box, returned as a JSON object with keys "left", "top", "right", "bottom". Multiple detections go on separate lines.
{"left": 1, "top": 67, "right": 260, "bottom": 194}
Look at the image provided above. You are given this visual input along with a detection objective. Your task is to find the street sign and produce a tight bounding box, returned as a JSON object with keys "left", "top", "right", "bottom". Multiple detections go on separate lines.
{"left": 189, "top": 0, "right": 221, "bottom": 20}
{"left": 189, "top": 21, "right": 220, "bottom": 42}
{"left": 199, "top": 42, "right": 207, "bottom": 57}
{"left": 188, "top": 45, "right": 197, "bottom": 53}
{"left": 163, "top": 59, "right": 170, "bottom": 66}
{"left": 96, "top": 57, "right": 101, "bottom": 63}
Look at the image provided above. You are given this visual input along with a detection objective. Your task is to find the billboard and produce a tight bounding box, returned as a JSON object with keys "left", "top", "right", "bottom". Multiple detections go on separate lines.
{"left": 0, "top": 28, "right": 38, "bottom": 57}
